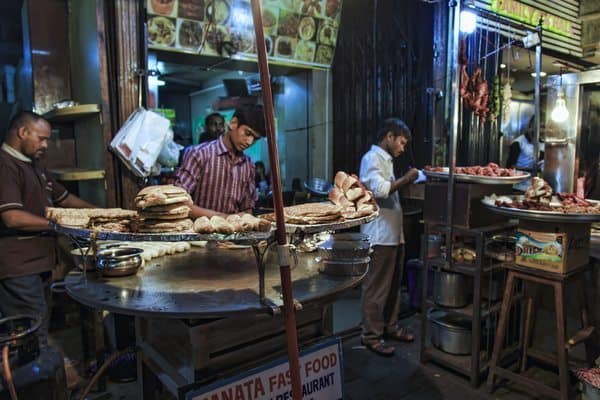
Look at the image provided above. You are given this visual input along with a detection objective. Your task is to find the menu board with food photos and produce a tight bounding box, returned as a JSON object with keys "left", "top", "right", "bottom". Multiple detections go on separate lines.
{"left": 147, "top": 0, "right": 342, "bottom": 69}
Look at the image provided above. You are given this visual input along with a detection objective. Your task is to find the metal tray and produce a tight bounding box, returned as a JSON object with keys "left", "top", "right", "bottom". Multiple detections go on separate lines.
{"left": 280, "top": 209, "right": 379, "bottom": 234}
{"left": 425, "top": 168, "right": 530, "bottom": 185}
{"left": 51, "top": 222, "right": 273, "bottom": 244}
{"left": 481, "top": 196, "right": 600, "bottom": 223}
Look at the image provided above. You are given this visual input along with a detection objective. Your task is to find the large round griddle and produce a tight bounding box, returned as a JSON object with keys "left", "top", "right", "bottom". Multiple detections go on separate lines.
{"left": 64, "top": 247, "right": 364, "bottom": 318}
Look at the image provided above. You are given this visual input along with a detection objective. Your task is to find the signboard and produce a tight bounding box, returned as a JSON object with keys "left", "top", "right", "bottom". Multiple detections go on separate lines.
{"left": 475, "top": 0, "right": 582, "bottom": 57}
{"left": 490, "top": 0, "right": 573, "bottom": 37}
{"left": 147, "top": 0, "right": 342, "bottom": 70}
{"left": 186, "top": 338, "right": 343, "bottom": 400}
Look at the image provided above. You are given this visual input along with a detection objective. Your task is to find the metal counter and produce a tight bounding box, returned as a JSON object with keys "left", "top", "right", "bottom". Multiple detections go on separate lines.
{"left": 64, "top": 246, "right": 365, "bottom": 319}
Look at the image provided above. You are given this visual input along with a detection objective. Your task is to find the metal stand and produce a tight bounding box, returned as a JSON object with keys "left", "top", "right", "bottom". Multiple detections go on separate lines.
{"left": 420, "top": 220, "right": 521, "bottom": 387}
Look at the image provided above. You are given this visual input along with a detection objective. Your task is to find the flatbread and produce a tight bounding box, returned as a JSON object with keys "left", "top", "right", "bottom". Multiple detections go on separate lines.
{"left": 135, "top": 185, "right": 192, "bottom": 209}
{"left": 284, "top": 202, "right": 342, "bottom": 217}
{"left": 136, "top": 218, "right": 194, "bottom": 233}
{"left": 142, "top": 203, "right": 191, "bottom": 213}
{"left": 140, "top": 208, "right": 190, "bottom": 220}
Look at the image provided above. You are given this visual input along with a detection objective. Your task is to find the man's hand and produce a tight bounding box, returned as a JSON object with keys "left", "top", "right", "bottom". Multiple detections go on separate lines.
{"left": 403, "top": 168, "right": 419, "bottom": 183}
{"left": 389, "top": 168, "right": 420, "bottom": 194}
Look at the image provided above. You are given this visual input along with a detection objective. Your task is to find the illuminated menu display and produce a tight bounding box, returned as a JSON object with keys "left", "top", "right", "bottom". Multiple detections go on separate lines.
{"left": 147, "top": 0, "right": 342, "bottom": 69}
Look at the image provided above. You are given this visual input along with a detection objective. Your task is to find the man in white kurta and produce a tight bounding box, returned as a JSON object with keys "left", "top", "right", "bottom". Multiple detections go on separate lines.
{"left": 359, "top": 118, "right": 418, "bottom": 356}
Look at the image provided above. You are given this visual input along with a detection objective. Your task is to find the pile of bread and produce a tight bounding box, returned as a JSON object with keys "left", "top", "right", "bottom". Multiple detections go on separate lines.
{"left": 193, "top": 214, "right": 271, "bottom": 234}
{"left": 282, "top": 202, "right": 343, "bottom": 224}
{"left": 46, "top": 207, "right": 137, "bottom": 232}
{"left": 132, "top": 185, "right": 194, "bottom": 233}
{"left": 328, "top": 171, "right": 376, "bottom": 219}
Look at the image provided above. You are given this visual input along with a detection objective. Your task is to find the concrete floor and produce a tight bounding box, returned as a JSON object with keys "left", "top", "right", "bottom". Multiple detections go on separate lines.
{"left": 46, "top": 289, "right": 575, "bottom": 400}
{"left": 54, "top": 316, "right": 563, "bottom": 400}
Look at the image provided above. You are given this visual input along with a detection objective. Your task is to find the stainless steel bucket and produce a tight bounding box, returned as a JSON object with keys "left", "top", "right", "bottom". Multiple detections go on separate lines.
{"left": 428, "top": 309, "right": 472, "bottom": 355}
{"left": 433, "top": 270, "right": 472, "bottom": 308}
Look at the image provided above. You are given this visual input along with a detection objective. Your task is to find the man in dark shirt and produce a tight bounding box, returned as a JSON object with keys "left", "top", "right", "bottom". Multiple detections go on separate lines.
{"left": 0, "top": 111, "right": 93, "bottom": 345}
{"left": 198, "top": 112, "right": 226, "bottom": 144}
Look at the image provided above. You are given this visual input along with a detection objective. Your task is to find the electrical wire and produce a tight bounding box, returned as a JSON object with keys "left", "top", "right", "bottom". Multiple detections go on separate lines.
{"left": 77, "top": 347, "right": 136, "bottom": 400}
{"left": 2, "top": 345, "right": 17, "bottom": 400}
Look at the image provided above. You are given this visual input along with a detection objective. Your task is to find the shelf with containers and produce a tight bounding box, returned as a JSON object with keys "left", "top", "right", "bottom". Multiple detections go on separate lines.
{"left": 420, "top": 212, "right": 523, "bottom": 387}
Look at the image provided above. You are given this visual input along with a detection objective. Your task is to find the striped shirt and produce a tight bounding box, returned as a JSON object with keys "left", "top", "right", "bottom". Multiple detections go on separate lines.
{"left": 175, "top": 137, "right": 256, "bottom": 213}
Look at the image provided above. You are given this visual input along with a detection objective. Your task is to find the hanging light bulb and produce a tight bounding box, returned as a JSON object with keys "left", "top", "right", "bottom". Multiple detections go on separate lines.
{"left": 460, "top": 10, "right": 477, "bottom": 33}
{"left": 551, "top": 90, "right": 569, "bottom": 123}
{"left": 551, "top": 70, "right": 569, "bottom": 123}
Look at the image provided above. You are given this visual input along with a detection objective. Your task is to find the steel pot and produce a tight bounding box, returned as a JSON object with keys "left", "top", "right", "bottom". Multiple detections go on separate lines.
{"left": 433, "top": 270, "right": 472, "bottom": 308}
{"left": 318, "top": 239, "right": 370, "bottom": 261}
{"left": 427, "top": 309, "right": 472, "bottom": 355}
{"left": 96, "top": 248, "right": 144, "bottom": 277}
{"left": 316, "top": 256, "right": 370, "bottom": 276}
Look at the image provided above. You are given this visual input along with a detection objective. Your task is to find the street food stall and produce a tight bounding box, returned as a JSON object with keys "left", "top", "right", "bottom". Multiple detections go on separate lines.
{"left": 42, "top": 170, "right": 378, "bottom": 398}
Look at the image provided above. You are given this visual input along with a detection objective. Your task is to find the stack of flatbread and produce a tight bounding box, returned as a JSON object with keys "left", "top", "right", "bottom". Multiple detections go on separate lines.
{"left": 133, "top": 185, "right": 194, "bottom": 233}
{"left": 328, "top": 171, "right": 377, "bottom": 219}
{"left": 283, "top": 202, "right": 342, "bottom": 225}
{"left": 46, "top": 207, "right": 137, "bottom": 231}
{"left": 193, "top": 213, "right": 271, "bottom": 234}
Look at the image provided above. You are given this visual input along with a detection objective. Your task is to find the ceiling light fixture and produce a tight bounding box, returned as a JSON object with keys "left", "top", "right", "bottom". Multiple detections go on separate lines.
{"left": 551, "top": 70, "right": 569, "bottom": 123}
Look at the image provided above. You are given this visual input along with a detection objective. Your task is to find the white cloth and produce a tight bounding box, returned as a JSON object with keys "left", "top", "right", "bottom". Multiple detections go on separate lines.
{"left": 359, "top": 145, "right": 404, "bottom": 245}
{"left": 514, "top": 135, "right": 534, "bottom": 170}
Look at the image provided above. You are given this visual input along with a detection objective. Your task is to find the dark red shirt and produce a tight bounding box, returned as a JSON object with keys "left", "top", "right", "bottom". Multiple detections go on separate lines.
{"left": 0, "top": 144, "right": 68, "bottom": 279}
{"left": 175, "top": 137, "right": 256, "bottom": 213}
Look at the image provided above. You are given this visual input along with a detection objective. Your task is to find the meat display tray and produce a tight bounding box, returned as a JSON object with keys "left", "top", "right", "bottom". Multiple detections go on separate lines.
{"left": 51, "top": 222, "right": 273, "bottom": 244}
{"left": 481, "top": 196, "right": 600, "bottom": 223}
{"left": 425, "top": 168, "right": 530, "bottom": 185}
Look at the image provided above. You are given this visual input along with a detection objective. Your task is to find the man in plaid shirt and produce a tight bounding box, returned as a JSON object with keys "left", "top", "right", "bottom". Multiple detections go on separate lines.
{"left": 175, "top": 104, "right": 266, "bottom": 217}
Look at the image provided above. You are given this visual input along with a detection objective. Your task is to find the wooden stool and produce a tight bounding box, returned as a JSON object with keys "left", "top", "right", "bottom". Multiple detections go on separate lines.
{"left": 487, "top": 263, "right": 598, "bottom": 400}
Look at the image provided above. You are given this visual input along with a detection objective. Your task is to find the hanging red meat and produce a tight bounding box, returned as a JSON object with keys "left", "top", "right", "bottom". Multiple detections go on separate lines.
{"left": 458, "top": 39, "right": 490, "bottom": 123}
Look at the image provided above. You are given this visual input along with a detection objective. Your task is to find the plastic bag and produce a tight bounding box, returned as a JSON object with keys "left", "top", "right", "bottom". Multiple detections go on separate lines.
{"left": 157, "top": 139, "right": 183, "bottom": 167}
{"left": 109, "top": 108, "right": 172, "bottom": 177}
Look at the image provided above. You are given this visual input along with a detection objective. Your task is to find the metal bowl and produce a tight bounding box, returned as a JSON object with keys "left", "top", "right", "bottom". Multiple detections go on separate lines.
{"left": 303, "top": 178, "right": 333, "bottom": 196}
{"left": 316, "top": 256, "right": 370, "bottom": 276}
{"left": 318, "top": 240, "right": 370, "bottom": 261}
{"left": 427, "top": 309, "right": 472, "bottom": 355}
{"left": 70, "top": 247, "right": 96, "bottom": 271}
{"left": 96, "top": 247, "right": 144, "bottom": 277}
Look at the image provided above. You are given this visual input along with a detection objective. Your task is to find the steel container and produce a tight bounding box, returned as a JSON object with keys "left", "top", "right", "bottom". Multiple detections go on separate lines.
{"left": 96, "top": 248, "right": 144, "bottom": 277}
{"left": 316, "top": 256, "right": 369, "bottom": 276}
{"left": 428, "top": 309, "right": 472, "bottom": 355}
{"left": 433, "top": 270, "right": 472, "bottom": 308}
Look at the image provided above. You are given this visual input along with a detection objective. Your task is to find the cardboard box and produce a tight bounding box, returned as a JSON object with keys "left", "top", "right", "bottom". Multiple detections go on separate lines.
{"left": 515, "top": 221, "right": 590, "bottom": 274}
